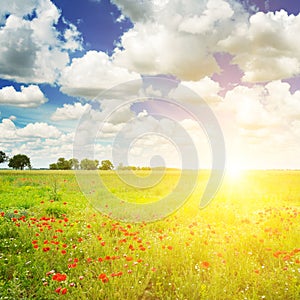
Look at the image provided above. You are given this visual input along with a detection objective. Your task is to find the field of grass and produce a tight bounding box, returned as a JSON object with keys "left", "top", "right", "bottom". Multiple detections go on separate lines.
{"left": 0, "top": 170, "right": 299, "bottom": 299}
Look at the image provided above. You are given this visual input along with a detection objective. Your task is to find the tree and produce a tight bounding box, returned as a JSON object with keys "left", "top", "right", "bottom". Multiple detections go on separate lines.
{"left": 8, "top": 154, "right": 31, "bottom": 170}
{"left": 56, "top": 157, "right": 72, "bottom": 170}
{"left": 69, "top": 158, "right": 79, "bottom": 170}
{"left": 0, "top": 151, "right": 8, "bottom": 164}
{"left": 49, "top": 163, "right": 58, "bottom": 170}
{"left": 99, "top": 160, "right": 114, "bottom": 170}
{"left": 80, "top": 158, "right": 99, "bottom": 170}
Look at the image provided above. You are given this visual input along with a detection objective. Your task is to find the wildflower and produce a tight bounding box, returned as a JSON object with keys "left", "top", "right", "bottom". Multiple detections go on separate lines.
{"left": 46, "top": 270, "right": 55, "bottom": 276}
{"left": 68, "top": 263, "right": 77, "bottom": 269}
{"left": 201, "top": 261, "right": 210, "bottom": 268}
{"left": 52, "top": 273, "right": 67, "bottom": 282}
{"left": 98, "top": 273, "right": 109, "bottom": 283}
{"left": 111, "top": 271, "right": 123, "bottom": 277}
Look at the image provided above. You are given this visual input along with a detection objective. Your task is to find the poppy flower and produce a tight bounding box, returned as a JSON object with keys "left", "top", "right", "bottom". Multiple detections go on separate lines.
{"left": 52, "top": 273, "right": 67, "bottom": 282}
{"left": 201, "top": 261, "right": 210, "bottom": 268}
{"left": 98, "top": 273, "right": 109, "bottom": 283}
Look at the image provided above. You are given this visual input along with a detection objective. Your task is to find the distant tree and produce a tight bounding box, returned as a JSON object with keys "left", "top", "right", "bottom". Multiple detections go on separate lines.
{"left": 141, "top": 166, "right": 151, "bottom": 170}
{"left": 80, "top": 158, "right": 99, "bottom": 170}
{"left": 99, "top": 160, "right": 114, "bottom": 170}
{"left": 69, "top": 158, "right": 79, "bottom": 170}
{"left": 0, "top": 151, "right": 8, "bottom": 164}
{"left": 56, "top": 157, "right": 72, "bottom": 170}
{"left": 49, "top": 163, "right": 58, "bottom": 170}
{"left": 8, "top": 154, "right": 31, "bottom": 170}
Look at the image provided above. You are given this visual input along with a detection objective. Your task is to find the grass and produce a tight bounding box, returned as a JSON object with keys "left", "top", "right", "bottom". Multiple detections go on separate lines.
{"left": 0, "top": 170, "right": 299, "bottom": 299}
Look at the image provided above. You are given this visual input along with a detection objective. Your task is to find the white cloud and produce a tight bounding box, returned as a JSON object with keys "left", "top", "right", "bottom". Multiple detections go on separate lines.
{"left": 18, "top": 122, "right": 61, "bottom": 138}
{"left": 169, "top": 77, "right": 222, "bottom": 103}
{"left": 59, "top": 51, "right": 142, "bottom": 99}
{"left": 219, "top": 10, "right": 300, "bottom": 82}
{"left": 0, "top": 118, "right": 17, "bottom": 139}
{"left": 222, "top": 80, "right": 300, "bottom": 128}
{"left": 0, "top": 85, "right": 47, "bottom": 107}
{"left": 62, "top": 18, "right": 83, "bottom": 52}
{"left": 0, "top": 0, "right": 37, "bottom": 24}
{"left": 51, "top": 102, "right": 91, "bottom": 121}
{"left": 0, "top": 118, "right": 61, "bottom": 140}
{"left": 178, "top": 0, "right": 234, "bottom": 34}
{"left": 214, "top": 80, "right": 300, "bottom": 169}
{"left": 116, "top": 14, "right": 126, "bottom": 23}
{"left": 112, "top": 0, "right": 248, "bottom": 81}
{"left": 0, "top": 0, "right": 82, "bottom": 84}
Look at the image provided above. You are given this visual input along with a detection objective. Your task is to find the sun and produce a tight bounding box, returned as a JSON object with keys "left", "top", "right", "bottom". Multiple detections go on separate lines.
{"left": 226, "top": 164, "right": 243, "bottom": 180}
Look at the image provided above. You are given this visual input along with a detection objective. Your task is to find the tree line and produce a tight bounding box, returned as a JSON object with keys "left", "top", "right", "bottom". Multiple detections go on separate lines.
{"left": 49, "top": 158, "right": 114, "bottom": 170}
{"left": 0, "top": 151, "right": 115, "bottom": 171}
{"left": 1, "top": 150, "right": 151, "bottom": 171}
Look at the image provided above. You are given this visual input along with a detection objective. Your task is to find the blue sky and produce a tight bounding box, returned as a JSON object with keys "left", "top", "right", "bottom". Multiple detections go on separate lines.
{"left": 0, "top": 0, "right": 300, "bottom": 169}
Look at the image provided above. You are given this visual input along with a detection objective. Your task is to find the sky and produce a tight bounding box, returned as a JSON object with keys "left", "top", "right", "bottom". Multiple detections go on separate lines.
{"left": 0, "top": 0, "right": 300, "bottom": 170}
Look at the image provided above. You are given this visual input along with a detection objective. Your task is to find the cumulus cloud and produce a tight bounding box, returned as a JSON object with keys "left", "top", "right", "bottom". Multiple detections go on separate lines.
{"left": 112, "top": 0, "right": 248, "bottom": 81}
{"left": 0, "top": 85, "right": 48, "bottom": 107}
{"left": 219, "top": 10, "right": 300, "bottom": 82}
{"left": 222, "top": 80, "right": 300, "bottom": 129}
{"left": 178, "top": 0, "right": 234, "bottom": 34}
{"left": 0, "top": 118, "right": 17, "bottom": 139}
{"left": 59, "top": 51, "right": 142, "bottom": 99}
{"left": 0, "top": 118, "right": 61, "bottom": 140}
{"left": 169, "top": 77, "right": 222, "bottom": 103}
{"left": 0, "top": 0, "right": 82, "bottom": 84}
{"left": 62, "top": 18, "right": 83, "bottom": 52}
{"left": 51, "top": 102, "right": 91, "bottom": 121}
{"left": 213, "top": 80, "right": 300, "bottom": 168}
{"left": 18, "top": 122, "right": 61, "bottom": 138}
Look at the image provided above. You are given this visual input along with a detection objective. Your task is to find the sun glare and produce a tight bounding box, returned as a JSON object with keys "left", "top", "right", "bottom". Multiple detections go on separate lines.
{"left": 226, "top": 165, "right": 243, "bottom": 180}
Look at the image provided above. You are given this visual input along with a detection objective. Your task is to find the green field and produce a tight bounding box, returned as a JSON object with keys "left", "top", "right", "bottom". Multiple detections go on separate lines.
{"left": 0, "top": 170, "right": 299, "bottom": 299}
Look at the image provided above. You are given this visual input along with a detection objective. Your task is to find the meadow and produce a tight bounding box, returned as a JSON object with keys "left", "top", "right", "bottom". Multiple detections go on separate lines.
{"left": 0, "top": 170, "right": 299, "bottom": 299}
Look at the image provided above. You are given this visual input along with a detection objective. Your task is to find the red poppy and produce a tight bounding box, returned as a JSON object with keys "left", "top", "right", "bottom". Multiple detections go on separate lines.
{"left": 126, "top": 256, "right": 133, "bottom": 261}
{"left": 201, "top": 261, "right": 210, "bottom": 268}
{"left": 52, "top": 273, "right": 67, "bottom": 282}
{"left": 98, "top": 273, "right": 109, "bottom": 283}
